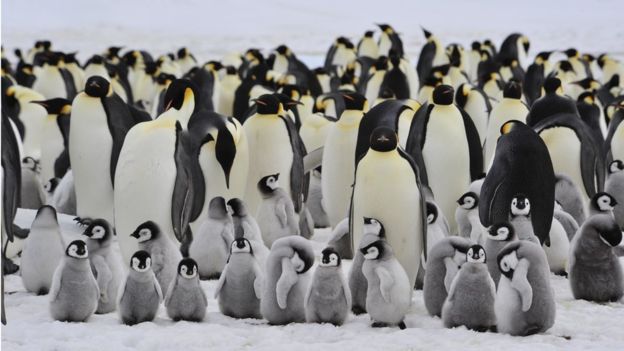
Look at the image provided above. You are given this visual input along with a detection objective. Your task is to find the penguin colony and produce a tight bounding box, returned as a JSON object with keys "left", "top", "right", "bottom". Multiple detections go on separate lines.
{"left": 1, "top": 25, "right": 623, "bottom": 337}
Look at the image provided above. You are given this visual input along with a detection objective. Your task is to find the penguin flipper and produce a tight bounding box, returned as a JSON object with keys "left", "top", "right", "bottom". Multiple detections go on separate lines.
{"left": 459, "top": 107, "right": 484, "bottom": 180}
{"left": 280, "top": 115, "right": 308, "bottom": 213}
{"left": 214, "top": 266, "right": 227, "bottom": 299}
{"left": 275, "top": 198, "right": 288, "bottom": 228}
{"left": 376, "top": 266, "right": 394, "bottom": 304}
{"left": 511, "top": 258, "right": 533, "bottom": 312}
{"left": 253, "top": 265, "right": 263, "bottom": 300}
{"left": 49, "top": 264, "right": 63, "bottom": 302}
{"left": 443, "top": 257, "right": 460, "bottom": 293}
{"left": 171, "top": 127, "right": 198, "bottom": 242}
{"left": 103, "top": 94, "right": 138, "bottom": 187}
{"left": 276, "top": 257, "right": 297, "bottom": 309}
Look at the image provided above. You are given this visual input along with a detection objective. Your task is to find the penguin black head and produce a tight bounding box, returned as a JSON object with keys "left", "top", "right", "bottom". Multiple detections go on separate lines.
{"left": 535, "top": 51, "right": 553, "bottom": 64}
{"left": 591, "top": 192, "right": 617, "bottom": 213}
{"left": 275, "top": 45, "right": 290, "bottom": 56}
{"left": 208, "top": 196, "right": 229, "bottom": 219}
{"left": 564, "top": 48, "right": 579, "bottom": 58}
{"left": 63, "top": 52, "right": 79, "bottom": 64}
{"left": 373, "top": 56, "right": 389, "bottom": 71}
{"left": 130, "top": 250, "right": 152, "bottom": 272}
{"left": 503, "top": 80, "right": 522, "bottom": 99}
{"left": 320, "top": 247, "right": 341, "bottom": 267}
{"left": 497, "top": 241, "right": 522, "bottom": 280}
{"left": 130, "top": 221, "right": 161, "bottom": 243}
{"left": 275, "top": 93, "right": 302, "bottom": 112}
{"left": 225, "top": 66, "right": 237, "bottom": 75}
{"left": 178, "top": 258, "right": 198, "bottom": 279}
{"left": 163, "top": 78, "right": 198, "bottom": 111}
{"left": 66, "top": 240, "right": 88, "bottom": 259}
{"left": 177, "top": 47, "right": 190, "bottom": 59}
{"left": 558, "top": 60, "right": 575, "bottom": 73}
{"left": 471, "top": 41, "right": 481, "bottom": 51}
{"left": 609, "top": 160, "right": 624, "bottom": 174}
{"left": 31, "top": 98, "right": 71, "bottom": 115}
{"left": 230, "top": 237, "right": 253, "bottom": 255}
{"left": 364, "top": 30, "right": 374, "bottom": 38}
{"left": 426, "top": 202, "right": 438, "bottom": 225}
{"left": 360, "top": 240, "right": 386, "bottom": 260}
{"left": 377, "top": 24, "right": 394, "bottom": 33}
{"left": 421, "top": 27, "right": 432, "bottom": 39}
{"left": 510, "top": 194, "right": 531, "bottom": 217}
{"left": 43, "top": 178, "right": 60, "bottom": 194}
{"left": 84, "top": 76, "right": 111, "bottom": 98}
{"left": 577, "top": 91, "right": 596, "bottom": 105}
{"left": 258, "top": 173, "right": 280, "bottom": 195}
{"left": 82, "top": 219, "right": 113, "bottom": 242}
{"left": 369, "top": 126, "right": 398, "bottom": 152}
{"left": 487, "top": 222, "right": 515, "bottom": 242}
{"left": 457, "top": 192, "right": 479, "bottom": 210}
{"left": 254, "top": 94, "right": 282, "bottom": 115}
{"left": 227, "top": 198, "right": 248, "bottom": 217}
{"left": 499, "top": 119, "right": 525, "bottom": 136}
{"left": 543, "top": 77, "right": 562, "bottom": 94}
{"left": 106, "top": 46, "right": 124, "bottom": 58}
{"left": 86, "top": 55, "right": 104, "bottom": 66}
{"left": 432, "top": 85, "right": 454, "bottom": 105}
{"left": 342, "top": 92, "right": 368, "bottom": 111}
{"left": 467, "top": 245, "right": 486, "bottom": 263}
{"left": 280, "top": 84, "right": 303, "bottom": 101}
{"left": 363, "top": 217, "right": 385, "bottom": 238}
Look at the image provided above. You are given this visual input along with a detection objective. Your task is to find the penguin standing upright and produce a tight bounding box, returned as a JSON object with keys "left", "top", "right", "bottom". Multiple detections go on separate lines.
{"left": 605, "top": 160, "right": 624, "bottom": 229}
{"left": 455, "top": 84, "right": 491, "bottom": 147}
{"left": 165, "top": 258, "right": 207, "bottom": 322}
{"left": 305, "top": 248, "right": 351, "bottom": 326}
{"left": 117, "top": 250, "right": 163, "bottom": 325}
{"left": 526, "top": 77, "right": 578, "bottom": 127}
{"left": 32, "top": 52, "right": 76, "bottom": 100}
{"left": 357, "top": 31, "right": 379, "bottom": 59}
{"left": 417, "top": 28, "right": 449, "bottom": 87}
{"left": 256, "top": 174, "right": 299, "bottom": 247}
{"left": 376, "top": 24, "right": 404, "bottom": 58}
{"left": 348, "top": 217, "right": 384, "bottom": 315}
{"left": 31, "top": 98, "right": 71, "bottom": 185}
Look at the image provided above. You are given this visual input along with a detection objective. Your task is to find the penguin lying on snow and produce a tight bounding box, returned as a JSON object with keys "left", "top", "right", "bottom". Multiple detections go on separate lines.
{"left": 305, "top": 248, "right": 351, "bottom": 325}
{"left": 118, "top": 251, "right": 162, "bottom": 325}
{"left": 165, "top": 258, "right": 207, "bottom": 322}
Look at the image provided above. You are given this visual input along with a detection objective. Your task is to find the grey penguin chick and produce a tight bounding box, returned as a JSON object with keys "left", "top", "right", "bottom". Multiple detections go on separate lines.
{"left": 605, "top": 160, "right": 624, "bottom": 229}
{"left": 555, "top": 173, "right": 587, "bottom": 225}
{"left": 214, "top": 238, "right": 263, "bottom": 319}
{"left": 455, "top": 191, "right": 480, "bottom": 240}
{"left": 416, "top": 202, "right": 450, "bottom": 290}
{"left": 495, "top": 240, "right": 556, "bottom": 336}
{"left": 307, "top": 168, "right": 329, "bottom": 228}
{"left": 256, "top": 173, "right": 299, "bottom": 247}
{"left": 305, "top": 247, "right": 351, "bottom": 325}
{"left": 348, "top": 217, "right": 385, "bottom": 315}
{"left": 261, "top": 235, "right": 315, "bottom": 325}
{"left": 569, "top": 214, "right": 623, "bottom": 302}
{"left": 189, "top": 197, "right": 234, "bottom": 279}
{"left": 361, "top": 238, "right": 411, "bottom": 329}
{"left": 49, "top": 240, "right": 99, "bottom": 322}
{"left": 227, "top": 198, "right": 270, "bottom": 268}
{"left": 131, "top": 221, "right": 182, "bottom": 292}
{"left": 82, "top": 218, "right": 122, "bottom": 314}
{"left": 588, "top": 192, "right": 617, "bottom": 217}
{"left": 484, "top": 222, "right": 517, "bottom": 286}
{"left": 423, "top": 236, "right": 472, "bottom": 317}
{"left": 442, "top": 245, "right": 496, "bottom": 331}
{"left": 508, "top": 194, "right": 541, "bottom": 244}
{"left": 165, "top": 258, "right": 208, "bottom": 321}
{"left": 118, "top": 251, "right": 162, "bottom": 325}
{"left": 21, "top": 205, "right": 64, "bottom": 295}
{"left": 20, "top": 157, "right": 44, "bottom": 209}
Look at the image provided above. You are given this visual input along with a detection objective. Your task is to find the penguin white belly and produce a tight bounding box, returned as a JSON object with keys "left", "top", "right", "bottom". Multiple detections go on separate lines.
{"left": 69, "top": 96, "right": 114, "bottom": 223}
{"left": 422, "top": 107, "right": 470, "bottom": 234}
{"left": 485, "top": 100, "right": 528, "bottom": 170}
{"left": 464, "top": 96, "right": 489, "bottom": 147}
{"left": 378, "top": 36, "right": 392, "bottom": 56}
{"left": 19, "top": 103, "right": 47, "bottom": 159}
{"left": 67, "top": 64, "right": 84, "bottom": 91}
{"left": 365, "top": 72, "right": 384, "bottom": 104}
{"left": 40, "top": 118, "right": 65, "bottom": 185}
{"left": 539, "top": 127, "right": 587, "bottom": 202}
{"left": 543, "top": 218, "right": 569, "bottom": 274}
{"left": 273, "top": 56, "right": 289, "bottom": 75}
{"left": 417, "top": 86, "right": 434, "bottom": 104}
{"left": 243, "top": 116, "right": 293, "bottom": 215}
{"left": 111, "top": 79, "right": 128, "bottom": 102}
{"left": 33, "top": 68, "right": 66, "bottom": 99}
{"left": 484, "top": 81, "right": 502, "bottom": 102}
{"left": 611, "top": 123, "right": 624, "bottom": 162}
{"left": 398, "top": 109, "right": 415, "bottom": 149}
{"left": 352, "top": 151, "right": 424, "bottom": 287}
{"left": 216, "top": 79, "right": 239, "bottom": 116}
{"left": 300, "top": 115, "right": 332, "bottom": 152}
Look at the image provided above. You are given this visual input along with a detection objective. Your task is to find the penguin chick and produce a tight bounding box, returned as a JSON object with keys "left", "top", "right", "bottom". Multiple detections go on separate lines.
{"left": 118, "top": 251, "right": 162, "bottom": 325}
{"left": 261, "top": 236, "right": 315, "bottom": 325}
{"left": 165, "top": 258, "right": 207, "bottom": 322}
{"left": 305, "top": 248, "right": 351, "bottom": 325}
{"left": 484, "top": 222, "right": 517, "bottom": 286}
{"left": 130, "top": 221, "right": 182, "bottom": 293}
{"left": 442, "top": 245, "right": 496, "bottom": 331}
{"left": 423, "top": 236, "right": 472, "bottom": 317}
{"left": 82, "top": 218, "right": 122, "bottom": 314}
{"left": 361, "top": 238, "right": 411, "bottom": 329}
{"left": 189, "top": 196, "right": 234, "bottom": 280}
{"left": 49, "top": 240, "right": 99, "bottom": 322}
{"left": 569, "top": 214, "right": 623, "bottom": 302}
{"left": 214, "top": 238, "right": 263, "bottom": 319}
{"left": 605, "top": 160, "right": 624, "bottom": 229}
{"left": 416, "top": 201, "right": 450, "bottom": 289}
{"left": 227, "top": 198, "right": 270, "bottom": 267}
{"left": 508, "top": 194, "right": 541, "bottom": 244}
{"left": 20, "top": 205, "right": 64, "bottom": 295}
{"left": 588, "top": 192, "right": 618, "bottom": 217}
{"left": 256, "top": 173, "right": 299, "bottom": 247}
{"left": 455, "top": 192, "right": 481, "bottom": 242}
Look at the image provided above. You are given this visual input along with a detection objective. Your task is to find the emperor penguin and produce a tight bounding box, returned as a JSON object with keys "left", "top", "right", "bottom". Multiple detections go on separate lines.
{"left": 4, "top": 85, "right": 47, "bottom": 159}
{"left": 376, "top": 24, "right": 404, "bottom": 58}
{"left": 569, "top": 214, "right": 623, "bottom": 302}
{"left": 417, "top": 27, "right": 449, "bottom": 87}
{"left": 526, "top": 77, "right": 578, "bottom": 127}
{"left": 455, "top": 83, "right": 492, "bottom": 146}
{"left": 588, "top": 192, "right": 617, "bottom": 217}
{"left": 260, "top": 236, "right": 314, "bottom": 325}
{"left": 455, "top": 191, "right": 480, "bottom": 240}
{"left": 442, "top": 245, "right": 496, "bottom": 331}
{"left": 118, "top": 251, "right": 163, "bottom": 325}
{"left": 324, "top": 37, "right": 357, "bottom": 72}
{"left": 176, "top": 47, "right": 198, "bottom": 74}
{"left": 256, "top": 173, "right": 299, "bottom": 247}
{"left": 82, "top": 218, "right": 122, "bottom": 314}
{"left": 32, "top": 52, "right": 76, "bottom": 99}
{"left": 350, "top": 126, "right": 426, "bottom": 288}
{"left": 361, "top": 238, "right": 411, "bottom": 329}
{"left": 605, "top": 160, "right": 624, "bottom": 229}
{"left": 20, "top": 157, "right": 45, "bottom": 210}
{"left": 49, "top": 240, "right": 99, "bottom": 322}
{"left": 31, "top": 98, "right": 71, "bottom": 185}
{"left": 496, "top": 33, "right": 530, "bottom": 67}
{"left": 484, "top": 222, "right": 517, "bottom": 286}
{"left": 130, "top": 221, "right": 182, "bottom": 293}
{"left": 563, "top": 48, "right": 591, "bottom": 80}
{"left": 508, "top": 194, "right": 541, "bottom": 244}
{"left": 214, "top": 238, "right": 263, "bottom": 319}
{"left": 357, "top": 30, "right": 379, "bottom": 59}
{"left": 20, "top": 205, "right": 64, "bottom": 295}
{"left": 322, "top": 92, "right": 368, "bottom": 228}
{"left": 305, "top": 248, "right": 351, "bottom": 325}
{"left": 216, "top": 66, "right": 241, "bottom": 116}
{"left": 348, "top": 217, "right": 384, "bottom": 315}
{"left": 423, "top": 236, "right": 472, "bottom": 317}
{"left": 495, "top": 241, "right": 556, "bottom": 336}
{"left": 227, "top": 198, "right": 270, "bottom": 267}
{"left": 483, "top": 80, "right": 529, "bottom": 167}
{"left": 165, "top": 258, "right": 208, "bottom": 322}
{"left": 189, "top": 196, "right": 234, "bottom": 279}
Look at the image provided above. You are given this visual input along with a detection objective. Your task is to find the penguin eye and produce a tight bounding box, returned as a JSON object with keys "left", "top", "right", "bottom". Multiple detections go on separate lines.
{"left": 497, "top": 228, "right": 508, "bottom": 237}
{"left": 145, "top": 258, "right": 151, "bottom": 267}
{"left": 181, "top": 266, "right": 187, "bottom": 273}
{"left": 132, "top": 258, "right": 139, "bottom": 267}
{"left": 139, "top": 229, "right": 151, "bottom": 238}
{"left": 427, "top": 214, "right": 434, "bottom": 224}
{"left": 512, "top": 199, "right": 517, "bottom": 206}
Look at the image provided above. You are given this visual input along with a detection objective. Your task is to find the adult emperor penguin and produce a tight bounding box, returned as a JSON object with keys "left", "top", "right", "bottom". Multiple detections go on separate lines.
{"left": 32, "top": 52, "right": 76, "bottom": 100}
{"left": 31, "top": 98, "right": 71, "bottom": 185}
{"left": 455, "top": 83, "right": 492, "bottom": 146}
{"left": 118, "top": 251, "right": 163, "bottom": 325}
{"left": 350, "top": 127, "right": 426, "bottom": 288}
{"left": 376, "top": 24, "right": 404, "bottom": 58}
{"left": 261, "top": 236, "right": 314, "bottom": 325}
{"left": 569, "top": 214, "right": 623, "bottom": 302}
{"left": 495, "top": 241, "right": 556, "bottom": 336}
{"left": 406, "top": 85, "right": 483, "bottom": 233}
{"left": 484, "top": 222, "right": 517, "bottom": 286}
{"left": 357, "top": 30, "right": 379, "bottom": 59}
{"left": 305, "top": 247, "right": 351, "bottom": 325}
{"left": 480, "top": 120, "right": 555, "bottom": 245}
{"left": 215, "top": 237, "right": 263, "bottom": 319}
{"left": 165, "top": 258, "right": 208, "bottom": 321}
{"left": 605, "top": 160, "right": 624, "bottom": 229}
{"left": 417, "top": 28, "right": 449, "bottom": 87}
{"left": 496, "top": 33, "right": 530, "bottom": 67}
{"left": 49, "top": 240, "right": 99, "bottom": 322}
{"left": 5, "top": 84, "right": 47, "bottom": 159}
{"left": 442, "top": 245, "right": 496, "bottom": 331}
{"left": 20, "top": 206, "right": 64, "bottom": 295}
{"left": 526, "top": 77, "right": 578, "bottom": 127}
{"left": 483, "top": 80, "right": 529, "bottom": 167}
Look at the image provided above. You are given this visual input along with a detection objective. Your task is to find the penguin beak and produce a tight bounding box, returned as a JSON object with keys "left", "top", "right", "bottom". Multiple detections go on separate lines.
{"left": 253, "top": 98, "right": 267, "bottom": 106}
{"left": 130, "top": 231, "right": 140, "bottom": 239}
{"left": 165, "top": 99, "right": 173, "bottom": 111}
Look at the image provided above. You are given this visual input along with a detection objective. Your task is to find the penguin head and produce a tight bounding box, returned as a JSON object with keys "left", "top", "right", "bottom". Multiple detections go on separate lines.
{"left": 130, "top": 221, "right": 160, "bottom": 243}
{"left": 608, "top": 160, "right": 623, "bottom": 174}
{"left": 577, "top": 91, "right": 597, "bottom": 106}
{"left": 457, "top": 192, "right": 479, "bottom": 210}
{"left": 66, "top": 240, "right": 88, "bottom": 259}
{"left": 254, "top": 94, "right": 283, "bottom": 115}
{"left": 426, "top": 202, "right": 438, "bottom": 225}
{"left": 230, "top": 237, "right": 253, "bottom": 255}
{"left": 82, "top": 218, "right": 113, "bottom": 242}
{"left": 291, "top": 250, "right": 313, "bottom": 274}
{"left": 420, "top": 27, "right": 433, "bottom": 40}
{"left": 342, "top": 92, "right": 368, "bottom": 111}
{"left": 377, "top": 24, "right": 394, "bottom": 34}
{"left": 258, "top": 173, "right": 280, "bottom": 194}
{"left": 84, "top": 76, "right": 111, "bottom": 98}
{"left": 227, "top": 198, "right": 248, "bottom": 217}
{"left": 275, "top": 45, "right": 291, "bottom": 57}
{"left": 363, "top": 217, "right": 385, "bottom": 238}
{"left": 361, "top": 240, "right": 388, "bottom": 260}
{"left": 535, "top": 51, "right": 553, "bottom": 65}
{"left": 177, "top": 47, "right": 190, "bottom": 59}
{"left": 471, "top": 41, "right": 481, "bottom": 51}
{"left": 503, "top": 80, "right": 522, "bottom": 100}
{"left": 487, "top": 222, "right": 515, "bottom": 242}
{"left": 275, "top": 93, "right": 302, "bottom": 112}
{"left": 591, "top": 192, "right": 617, "bottom": 213}
{"left": 564, "top": 48, "right": 579, "bottom": 59}
{"left": 369, "top": 126, "right": 398, "bottom": 152}
{"left": 499, "top": 119, "right": 525, "bottom": 136}
{"left": 497, "top": 242, "right": 521, "bottom": 280}
{"left": 130, "top": 250, "right": 152, "bottom": 272}
{"left": 543, "top": 77, "right": 562, "bottom": 95}
{"left": 363, "top": 30, "right": 374, "bottom": 38}
{"left": 320, "top": 247, "right": 341, "bottom": 267}
{"left": 86, "top": 54, "right": 105, "bottom": 66}
{"left": 43, "top": 177, "right": 60, "bottom": 194}
{"left": 432, "top": 85, "right": 454, "bottom": 105}
{"left": 163, "top": 78, "right": 198, "bottom": 112}
{"left": 467, "top": 245, "right": 486, "bottom": 263}
{"left": 178, "top": 258, "right": 198, "bottom": 279}
{"left": 208, "top": 196, "right": 229, "bottom": 219}
{"left": 106, "top": 46, "right": 124, "bottom": 59}
{"left": 31, "top": 98, "right": 71, "bottom": 115}
{"left": 557, "top": 60, "right": 575, "bottom": 74}
{"left": 510, "top": 194, "right": 531, "bottom": 217}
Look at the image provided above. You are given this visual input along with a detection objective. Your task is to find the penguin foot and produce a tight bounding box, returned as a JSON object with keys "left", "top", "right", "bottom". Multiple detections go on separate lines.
{"left": 37, "top": 288, "right": 49, "bottom": 296}
{"left": 398, "top": 321, "right": 407, "bottom": 330}
{"left": 371, "top": 322, "right": 388, "bottom": 328}
{"left": 2, "top": 258, "right": 19, "bottom": 275}
{"left": 352, "top": 306, "right": 366, "bottom": 315}
{"left": 73, "top": 217, "right": 93, "bottom": 227}
{"left": 555, "top": 271, "right": 568, "bottom": 278}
